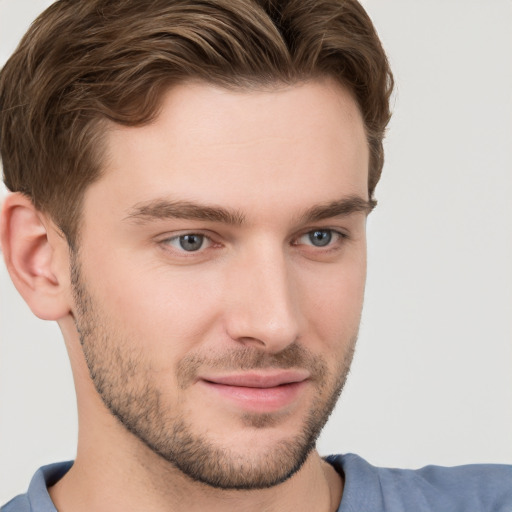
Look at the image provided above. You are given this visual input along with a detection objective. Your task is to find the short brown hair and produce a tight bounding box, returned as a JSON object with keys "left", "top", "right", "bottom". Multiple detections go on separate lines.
{"left": 0, "top": 0, "right": 393, "bottom": 245}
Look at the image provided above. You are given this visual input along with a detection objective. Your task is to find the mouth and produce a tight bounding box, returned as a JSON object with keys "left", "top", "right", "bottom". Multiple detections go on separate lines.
{"left": 198, "top": 370, "right": 310, "bottom": 413}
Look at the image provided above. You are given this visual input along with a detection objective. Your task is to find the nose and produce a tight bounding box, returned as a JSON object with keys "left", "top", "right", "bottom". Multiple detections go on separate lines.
{"left": 224, "top": 243, "right": 301, "bottom": 352}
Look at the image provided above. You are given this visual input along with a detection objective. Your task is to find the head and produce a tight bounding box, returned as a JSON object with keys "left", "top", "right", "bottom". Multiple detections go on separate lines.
{"left": 0, "top": 0, "right": 393, "bottom": 492}
{"left": 0, "top": 0, "right": 392, "bottom": 246}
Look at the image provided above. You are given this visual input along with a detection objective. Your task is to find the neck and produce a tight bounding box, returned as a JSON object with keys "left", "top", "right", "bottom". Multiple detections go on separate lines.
{"left": 49, "top": 426, "right": 343, "bottom": 512}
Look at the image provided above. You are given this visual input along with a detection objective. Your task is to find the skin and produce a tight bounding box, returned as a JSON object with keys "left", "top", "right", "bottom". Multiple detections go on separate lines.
{"left": 1, "top": 78, "right": 370, "bottom": 512}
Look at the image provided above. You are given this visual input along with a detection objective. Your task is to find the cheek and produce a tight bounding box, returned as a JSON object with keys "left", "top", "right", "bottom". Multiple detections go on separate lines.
{"left": 299, "top": 257, "right": 366, "bottom": 346}
{"left": 84, "top": 256, "right": 225, "bottom": 363}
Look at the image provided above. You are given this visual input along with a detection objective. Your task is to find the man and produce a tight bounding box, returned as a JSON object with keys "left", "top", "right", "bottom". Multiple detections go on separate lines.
{"left": 0, "top": 1, "right": 510, "bottom": 511}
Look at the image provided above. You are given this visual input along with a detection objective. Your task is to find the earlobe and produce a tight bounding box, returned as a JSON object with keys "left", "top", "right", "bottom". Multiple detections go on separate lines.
{"left": 1, "top": 192, "right": 72, "bottom": 321}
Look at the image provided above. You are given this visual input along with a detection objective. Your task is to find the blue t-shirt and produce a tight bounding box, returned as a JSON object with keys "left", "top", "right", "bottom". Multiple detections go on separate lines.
{"left": 2, "top": 454, "right": 512, "bottom": 511}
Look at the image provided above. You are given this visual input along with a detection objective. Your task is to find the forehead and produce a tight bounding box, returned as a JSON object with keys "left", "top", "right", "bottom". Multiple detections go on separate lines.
{"left": 86, "top": 79, "right": 369, "bottom": 223}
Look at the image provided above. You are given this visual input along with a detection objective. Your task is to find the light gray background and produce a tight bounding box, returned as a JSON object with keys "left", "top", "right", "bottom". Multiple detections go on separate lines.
{"left": 1, "top": 0, "right": 511, "bottom": 503}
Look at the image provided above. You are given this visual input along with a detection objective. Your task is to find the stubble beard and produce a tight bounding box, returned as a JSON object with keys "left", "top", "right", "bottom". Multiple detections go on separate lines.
{"left": 70, "top": 254, "right": 357, "bottom": 490}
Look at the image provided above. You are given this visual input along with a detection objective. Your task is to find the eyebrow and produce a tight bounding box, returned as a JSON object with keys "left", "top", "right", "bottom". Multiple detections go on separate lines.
{"left": 299, "top": 195, "right": 376, "bottom": 223}
{"left": 124, "top": 195, "right": 375, "bottom": 226}
{"left": 124, "top": 199, "right": 246, "bottom": 225}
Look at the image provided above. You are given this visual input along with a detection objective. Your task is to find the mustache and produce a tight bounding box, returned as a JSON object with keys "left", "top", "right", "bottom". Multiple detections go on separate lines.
{"left": 176, "top": 343, "right": 327, "bottom": 389}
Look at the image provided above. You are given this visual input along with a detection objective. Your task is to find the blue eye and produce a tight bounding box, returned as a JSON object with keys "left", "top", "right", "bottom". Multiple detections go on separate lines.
{"left": 164, "top": 233, "right": 208, "bottom": 252}
{"left": 308, "top": 230, "right": 332, "bottom": 247}
{"left": 178, "top": 234, "right": 205, "bottom": 251}
{"left": 295, "top": 229, "right": 345, "bottom": 249}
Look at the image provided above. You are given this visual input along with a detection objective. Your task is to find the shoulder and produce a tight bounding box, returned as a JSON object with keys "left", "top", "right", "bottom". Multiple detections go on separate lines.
{"left": 1, "top": 496, "right": 31, "bottom": 512}
{"left": 327, "top": 453, "right": 512, "bottom": 512}
{"left": 1, "top": 462, "right": 73, "bottom": 512}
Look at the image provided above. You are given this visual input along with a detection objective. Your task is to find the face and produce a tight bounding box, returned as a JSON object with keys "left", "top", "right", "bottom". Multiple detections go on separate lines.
{"left": 70, "top": 79, "right": 370, "bottom": 489}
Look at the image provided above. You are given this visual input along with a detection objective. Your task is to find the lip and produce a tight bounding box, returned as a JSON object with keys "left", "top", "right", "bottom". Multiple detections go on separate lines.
{"left": 198, "top": 370, "right": 310, "bottom": 413}
{"left": 202, "top": 370, "right": 310, "bottom": 388}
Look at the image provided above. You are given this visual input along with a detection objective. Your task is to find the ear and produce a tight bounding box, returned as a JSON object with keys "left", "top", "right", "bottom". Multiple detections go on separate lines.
{"left": 1, "top": 192, "right": 72, "bottom": 320}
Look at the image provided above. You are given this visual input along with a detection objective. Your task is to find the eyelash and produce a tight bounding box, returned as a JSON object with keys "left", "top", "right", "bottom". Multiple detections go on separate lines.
{"left": 159, "top": 228, "right": 348, "bottom": 256}
{"left": 293, "top": 229, "right": 348, "bottom": 250}
{"left": 161, "top": 232, "right": 216, "bottom": 253}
